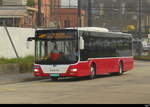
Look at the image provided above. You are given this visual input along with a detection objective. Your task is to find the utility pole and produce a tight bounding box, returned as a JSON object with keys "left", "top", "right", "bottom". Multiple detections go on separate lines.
{"left": 3, "top": 22, "right": 19, "bottom": 58}
{"left": 138, "top": 0, "right": 143, "bottom": 56}
{"left": 78, "top": 0, "right": 81, "bottom": 27}
{"left": 88, "top": 0, "right": 92, "bottom": 27}
{"left": 37, "top": 0, "right": 42, "bottom": 27}
{"left": 69, "top": 0, "right": 71, "bottom": 8}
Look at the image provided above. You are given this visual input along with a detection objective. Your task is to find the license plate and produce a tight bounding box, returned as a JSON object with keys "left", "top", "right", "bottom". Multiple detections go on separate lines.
{"left": 51, "top": 74, "right": 60, "bottom": 77}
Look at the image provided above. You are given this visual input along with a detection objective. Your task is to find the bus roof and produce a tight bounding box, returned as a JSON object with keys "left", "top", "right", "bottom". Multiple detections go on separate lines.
{"left": 67, "top": 27, "right": 109, "bottom": 33}
{"left": 67, "top": 27, "right": 132, "bottom": 37}
{"left": 36, "top": 27, "right": 132, "bottom": 37}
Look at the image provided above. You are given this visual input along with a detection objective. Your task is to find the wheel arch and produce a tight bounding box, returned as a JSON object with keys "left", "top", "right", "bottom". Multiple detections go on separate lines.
{"left": 119, "top": 60, "right": 124, "bottom": 72}
{"left": 88, "top": 61, "right": 97, "bottom": 73}
{"left": 89, "top": 60, "right": 96, "bottom": 67}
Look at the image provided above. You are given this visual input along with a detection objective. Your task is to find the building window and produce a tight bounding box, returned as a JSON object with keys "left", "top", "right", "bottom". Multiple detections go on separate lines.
{"left": 28, "top": 15, "right": 33, "bottom": 25}
{"left": 24, "top": 15, "right": 33, "bottom": 25}
{"left": 24, "top": 16, "right": 28, "bottom": 24}
{"left": 64, "top": 20, "right": 70, "bottom": 28}
{"left": 0, "top": 18, "right": 20, "bottom": 27}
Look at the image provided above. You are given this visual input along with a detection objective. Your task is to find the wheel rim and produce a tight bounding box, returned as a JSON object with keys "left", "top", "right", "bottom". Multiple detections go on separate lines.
{"left": 119, "top": 64, "right": 123, "bottom": 74}
{"left": 90, "top": 66, "right": 95, "bottom": 79}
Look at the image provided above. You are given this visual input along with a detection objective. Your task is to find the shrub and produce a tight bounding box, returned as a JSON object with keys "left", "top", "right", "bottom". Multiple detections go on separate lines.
{"left": 0, "top": 56, "right": 34, "bottom": 73}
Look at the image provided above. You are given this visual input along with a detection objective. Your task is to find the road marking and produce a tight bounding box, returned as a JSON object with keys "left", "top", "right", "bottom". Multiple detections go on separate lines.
{"left": 0, "top": 88, "right": 16, "bottom": 92}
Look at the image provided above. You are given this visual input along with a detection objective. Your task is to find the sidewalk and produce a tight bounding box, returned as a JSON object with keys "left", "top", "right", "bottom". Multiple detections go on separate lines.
{"left": 0, "top": 72, "right": 48, "bottom": 85}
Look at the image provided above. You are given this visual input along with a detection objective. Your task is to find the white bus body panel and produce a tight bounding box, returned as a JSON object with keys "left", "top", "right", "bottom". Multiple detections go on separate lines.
{"left": 40, "top": 65, "right": 69, "bottom": 74}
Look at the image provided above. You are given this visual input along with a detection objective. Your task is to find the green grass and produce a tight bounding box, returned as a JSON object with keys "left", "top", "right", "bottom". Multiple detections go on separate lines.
{"left": 134, "top": 55, "right": 150, "bottom": 61}
{"left": 134, "top": 51, "right": 150, "bottom": 61}
{"left": 0, "top": 56, "right": 34, "bottom": 73}
{"left": 0, "top": 56, "right": 34, "bottom": 64}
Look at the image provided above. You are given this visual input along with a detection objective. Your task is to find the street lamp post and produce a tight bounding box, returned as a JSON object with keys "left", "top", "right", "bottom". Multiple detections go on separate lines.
{"left": 78, "top": 0, "right": 81, "bottom": 27}
{"left": 138, "top": 0, "right": 143, "bottom": 56}
{"left": 88, "top": 0, "right": 92, "bottom": 27}
{"left": 37, "top": 0, "right": 42, "bottom": 27}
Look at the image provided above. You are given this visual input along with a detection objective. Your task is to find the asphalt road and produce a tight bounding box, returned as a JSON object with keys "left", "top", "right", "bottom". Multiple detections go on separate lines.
{"left": 0, "top": 60, "right": 150, "bottom": 104}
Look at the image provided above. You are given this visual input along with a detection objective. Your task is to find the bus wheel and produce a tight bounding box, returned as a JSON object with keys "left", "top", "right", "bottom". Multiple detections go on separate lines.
{"left": 111, "top": 63, "right": 123, "bottom": 76}
{"left": 89, "top": 65, "right": 96, "bottom": 80}
{"left": 51, "top": 77, "right": 59, "bottom": 81}
{"left": 118, "top": 63, "right": 124, "bottom": 75}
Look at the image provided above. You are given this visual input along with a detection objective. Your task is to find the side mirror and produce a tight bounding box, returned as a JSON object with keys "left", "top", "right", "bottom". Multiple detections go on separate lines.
{"left": 80, "top": 36, "right": 85, "bottom": 50}
{"left": 26, "top": 37, "right": 35, "bottom": 49}
{"left": 27, "top": 37, "right": 35, "bottom": 41}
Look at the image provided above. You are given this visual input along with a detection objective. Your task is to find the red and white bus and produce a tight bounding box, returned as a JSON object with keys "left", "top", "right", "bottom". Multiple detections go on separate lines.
{"left": 28, "top": 27, "right": 134, "bottom": 80}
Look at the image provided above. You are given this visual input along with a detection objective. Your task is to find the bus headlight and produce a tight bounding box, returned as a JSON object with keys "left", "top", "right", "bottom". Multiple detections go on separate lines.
{"left": 71, "top": 68, "right": 78, "bottom": 72}
{"left": 34, "top": 69, "right": 39, "bottom": 72}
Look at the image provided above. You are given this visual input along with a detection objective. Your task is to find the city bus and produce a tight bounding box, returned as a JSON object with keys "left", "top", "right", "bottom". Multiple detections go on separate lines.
{"left": 27, "top": 27, "right": 134, "bottom": 81}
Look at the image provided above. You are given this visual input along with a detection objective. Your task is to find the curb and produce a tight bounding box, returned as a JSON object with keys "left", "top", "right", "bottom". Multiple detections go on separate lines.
{"left": 0, "top": 64, "right": 32, "bottom": 75}
{"left": 0, "top": 72, "right": 49, "bottom": 85}
{"left": 0, "top": 64, "right": 20, "bottom": 75}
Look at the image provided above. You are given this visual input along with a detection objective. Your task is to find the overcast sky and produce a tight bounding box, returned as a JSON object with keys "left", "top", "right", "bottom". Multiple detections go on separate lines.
{"left": 61, "top": 0, "right": 78, "bottom": 7}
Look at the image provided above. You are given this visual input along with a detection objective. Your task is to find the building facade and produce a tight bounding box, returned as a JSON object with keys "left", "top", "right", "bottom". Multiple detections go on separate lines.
{"left": 0, "top": 0, "right": 37, "bottom": 27}
{"left": 80, "top": 0, "right": 150, "bottom": 33}
{"left": 0, "top": 0, "right": 27, "bottom": 5}
{"left": 0, "top": 0, "right": 85, "bottom": 28}
{"left": 51, "top": 8, "right": 86, "bottom": 28}
{"left": 34, "top": 0, "right": 60, "bottom": 28}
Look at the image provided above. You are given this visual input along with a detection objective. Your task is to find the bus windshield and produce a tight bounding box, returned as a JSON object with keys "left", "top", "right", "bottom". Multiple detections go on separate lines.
{"left": 35, "top": 30, "right": 79, "bottom": 65}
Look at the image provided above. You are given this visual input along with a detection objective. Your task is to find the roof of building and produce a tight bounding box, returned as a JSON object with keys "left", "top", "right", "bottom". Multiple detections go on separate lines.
{"left": 0, "top": 6, "right": 37, "bottom": 18}
{"left": 0, "top": 10, "right": 26, "bottom": 18}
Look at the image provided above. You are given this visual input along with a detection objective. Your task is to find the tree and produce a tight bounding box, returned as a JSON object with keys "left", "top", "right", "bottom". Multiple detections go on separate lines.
{"left": 27, "top": 0, "right": 35, "bottom": 7}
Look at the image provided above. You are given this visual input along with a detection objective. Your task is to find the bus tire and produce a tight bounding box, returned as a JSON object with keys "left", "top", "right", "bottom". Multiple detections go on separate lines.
{"left": 111, "top": 63, "right": 123, "bottom": 76}
{"left": 89, "top": 64, "right": 96, "bottom": 80}
{"left": 118, "top": 63, "right": 124, "bottom": 75}
{"left": 51, "top": 77, "right": 59, "bottom": 81}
